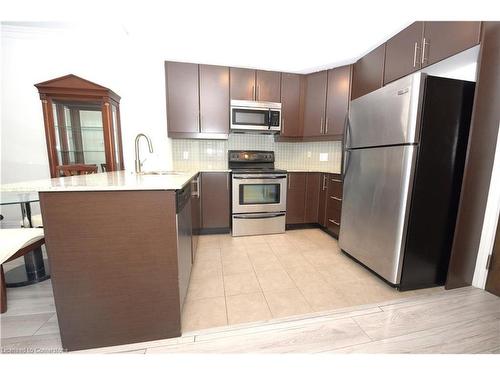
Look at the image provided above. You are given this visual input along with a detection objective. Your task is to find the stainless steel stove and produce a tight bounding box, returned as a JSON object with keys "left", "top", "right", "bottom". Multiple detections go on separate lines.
{"left": 229, "top": 150, "right": 287, "bottom": 237}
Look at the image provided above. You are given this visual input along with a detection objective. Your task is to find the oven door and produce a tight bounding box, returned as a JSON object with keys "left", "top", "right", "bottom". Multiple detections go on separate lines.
{"left": 232, "top": 174, "right": 287, "bottom": 213}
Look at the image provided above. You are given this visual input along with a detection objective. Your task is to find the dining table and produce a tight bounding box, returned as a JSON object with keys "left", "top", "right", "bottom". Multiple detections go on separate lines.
{"left": 0, "top": 191, "right": 50, "bottom": 287}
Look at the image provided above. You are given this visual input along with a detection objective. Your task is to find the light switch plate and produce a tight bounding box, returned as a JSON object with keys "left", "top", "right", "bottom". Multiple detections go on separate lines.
{"left": 183, "top": 151, "right": 189, "bottom": 160}
{"left": 307, "top": 151, "right": 312, "bottom": 158}
{"left": 319, "top": 153, "right": 328, "bottom": 162}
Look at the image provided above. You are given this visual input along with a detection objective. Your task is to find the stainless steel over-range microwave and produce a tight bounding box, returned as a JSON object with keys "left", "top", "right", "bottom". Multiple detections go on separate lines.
{"left": 230, "top": 100, "right": 281, "bottom": 133}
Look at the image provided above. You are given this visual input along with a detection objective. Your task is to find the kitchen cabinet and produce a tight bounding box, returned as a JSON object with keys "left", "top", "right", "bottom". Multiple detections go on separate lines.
{"left": 351, "top": 44, "right": 386, "bottom": 100}
{"left": 165, "top": 61, "right": 200, "bottom": 134}
{"left": 286, "top": 172, "right": 307, "bottom": 224}
{"left": 230, "top": 67, "right": 255, "bottom": 100}
{"left": 422, "top": 22, "right": 482, "bottom": 67}
{"left": 384, "top": 22, "right": 424, "bottom": 84}
{"left": 304, "top": 173, "right": 320, "bottom": 223}
{"left": 201, "top": 172, "right": 230, "bottom": 231}
{"left": 325, "top": 174, "right": 343, "bottom": 238}
{"left": 280, "top": 73, "right": 304, "bottom": 137}
{"left": 318, "top": 173, "right": 329, "bottom": 226}
{"left": 256, "top": 70, "right": 281, "bottom": 102}
{"left": 303, "top": 71, "right": 328, "bottom": 137}
{"left": 230, "top": 67, "right": 281, "bottom": 102}
{"left": 190, "top": 174, "right": 201, "bottom": 262}
{"left": 199, "top": 65, "right": 230, "bottom": 134}
{"left": 35, "top": 74, "right": 124, "bottom": 177}
{"left": 325, "top": 65, "right": 351, "bottom": 137}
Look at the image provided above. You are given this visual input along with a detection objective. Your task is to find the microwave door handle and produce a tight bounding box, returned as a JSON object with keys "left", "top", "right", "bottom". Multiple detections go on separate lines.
{"left": 268, "top": 109, "right": 272, "bottom": 130}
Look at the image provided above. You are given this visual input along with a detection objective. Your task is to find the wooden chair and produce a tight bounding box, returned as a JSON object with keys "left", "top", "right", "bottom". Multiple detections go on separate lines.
{"left": 57, "top": 164, "right": 98, "bottom": 177}
{"left": 1, "top": 228, "right": 45, "bottom": 313}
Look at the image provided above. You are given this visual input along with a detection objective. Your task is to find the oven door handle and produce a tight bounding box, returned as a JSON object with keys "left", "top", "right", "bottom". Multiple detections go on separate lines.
{"left": 233, "top": 213, "right": 286, "bottom": 219}
{"left": 233, "top": 176, "right": 287, "bottom": 180}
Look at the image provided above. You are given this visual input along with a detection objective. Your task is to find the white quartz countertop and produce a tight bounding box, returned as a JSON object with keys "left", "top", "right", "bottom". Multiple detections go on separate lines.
{"left": 0, "top": 171, "right": 200, "bottom": 193}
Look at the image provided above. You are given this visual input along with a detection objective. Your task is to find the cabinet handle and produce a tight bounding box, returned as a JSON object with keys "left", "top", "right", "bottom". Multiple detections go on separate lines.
{"left": 413, "top": 42, "right": 419, "bottom": 68}
{"left": 226, "top": 174, "right": 229, "bottom": 190}
{"left": 257, "top": 85, "right": 260, "bottom": 100}
{"left": 320, "top": 117, "right": 324, "bottom": 134}
{"left": 282, "top": 118, "right": 285, "bottom": 133}
{"left": 252, "top": 85, "right": 255, "bottom": 100}
{"left": 330, "top": 196, "right": 342, "bottom": 201}
{"left": 421, "top": 38, "right": 429, "bottom": 65}
{"left": 288, "top": 174, "right": 291, "bottom": 189}
{"left": 331, "top": 178, "right": 342, "bottom": 183}
{"left": 322, "top": 175, "right": 327, "bottom": 190}
{"left": 325, "top": 117, "right": 329, "bottom": 134}
{"left": 329, "top": 219, "right": 340, "bottom": 226}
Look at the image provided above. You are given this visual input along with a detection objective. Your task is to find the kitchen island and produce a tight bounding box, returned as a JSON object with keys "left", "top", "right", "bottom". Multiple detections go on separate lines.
{"left": 1, "top": 171, "right": 198, "bottom": 351}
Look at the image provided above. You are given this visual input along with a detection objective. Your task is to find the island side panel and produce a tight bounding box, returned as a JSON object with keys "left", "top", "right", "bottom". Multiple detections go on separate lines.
{"left": 39, "top": 190, "right": 180, "bottom": 351}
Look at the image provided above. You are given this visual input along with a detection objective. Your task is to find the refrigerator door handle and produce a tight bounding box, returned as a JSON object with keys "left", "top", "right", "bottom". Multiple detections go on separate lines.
{"left": 343, "top": 113, "right": 351, "bottom": 150}
{"left": 343, "top": 149, "right": 351, "bottom": 179}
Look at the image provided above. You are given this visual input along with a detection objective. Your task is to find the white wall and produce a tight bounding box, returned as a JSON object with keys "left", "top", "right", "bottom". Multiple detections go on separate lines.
{"left": 1, "top": 23, "right": 173, "bottom": 225}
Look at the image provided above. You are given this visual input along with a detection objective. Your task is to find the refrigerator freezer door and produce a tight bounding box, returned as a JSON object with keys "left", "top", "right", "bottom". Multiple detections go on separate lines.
{"left": 339, "top": 145, "right": 417, "bottom": 284}
{"left": 348, "top": 73, "right": 423, "bottom": 149}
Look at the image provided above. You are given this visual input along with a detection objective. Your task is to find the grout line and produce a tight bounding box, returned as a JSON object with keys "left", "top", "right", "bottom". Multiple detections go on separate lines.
{"left": 31, "top": 313, "right": 55, "bottom": 336}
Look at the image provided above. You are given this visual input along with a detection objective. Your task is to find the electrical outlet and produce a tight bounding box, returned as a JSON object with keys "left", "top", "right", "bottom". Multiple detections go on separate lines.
{"left": 319, "top": 153, "right": 328, "bottom": 162}
{"left": 182, "top": 151, "right": 189, "bottom": 160}
{"left": 307, "top": 151, "right": 312, "bottom": 158}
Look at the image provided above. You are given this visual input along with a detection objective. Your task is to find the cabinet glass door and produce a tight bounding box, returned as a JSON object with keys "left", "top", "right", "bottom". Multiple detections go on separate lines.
{"left": 52, "top": 100, "right": 106, "bottom": 172}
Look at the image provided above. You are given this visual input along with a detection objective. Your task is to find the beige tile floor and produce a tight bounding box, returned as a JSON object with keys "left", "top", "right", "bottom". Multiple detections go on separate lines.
{"left": 0, "top": 229, "right": 439, "bottom": 351}
{"left": 181, "top": 229, "right": 430, "bottom": 331}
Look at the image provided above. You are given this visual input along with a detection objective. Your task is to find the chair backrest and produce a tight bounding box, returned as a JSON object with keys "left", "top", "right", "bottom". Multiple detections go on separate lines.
{"left": 57, "top": 164, "right": 98, "bottom": 177}
{"left": 100, "top": 163, "right": 108, "bottom": 172}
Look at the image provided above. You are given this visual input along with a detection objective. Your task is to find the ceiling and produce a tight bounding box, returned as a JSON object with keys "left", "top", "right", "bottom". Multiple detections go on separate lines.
{"left": 1, "top": 0, "right": 494, "bottom": 74}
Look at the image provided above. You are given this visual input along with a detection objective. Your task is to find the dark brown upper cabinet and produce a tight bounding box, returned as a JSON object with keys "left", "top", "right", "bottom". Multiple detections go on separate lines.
{"left": 35, "top": 74, "right": 123, "bottom": 178}
{"left": 303, "top": 71, "right": 328, "bottom": 137}
{"left": 422, "top": 22, "right": 482, "bottom": 67}
{"left": 199, "top": 64, "right": 229, "bottom": 134}
{"left": 286, "top": 172, "right": 307, "bottom": 224}
{"left": 201, "top": 172, "right": 230, "bottom": 230}
{"left": 229, "top": 67, "right": 255, "bottom": 100}
{"left": 166, "top": 62, "right": 229, "bottom": 139}
{"left": 384, "top": 22, "right": 424, "bottom": 84}
{"left": 351, "top": 44, "right": 386, "bottom": 100}
{"left": 256, "top": 70, "right": 281, "bottom": 102}
{"left": 280, "top": 73, "right": 304, "bottom": 137}
{"left": 325, "top": 65, "right": 351, "bottom": 138}
{"left": 165, "top": 61, "right": 200, "bottom": 134}
{"left": 230, "top": 68, "right": 281, "bottom": 102}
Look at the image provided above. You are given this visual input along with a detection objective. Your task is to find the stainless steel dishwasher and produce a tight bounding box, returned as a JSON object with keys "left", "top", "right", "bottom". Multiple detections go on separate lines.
{"left": 176, "top": 184, "right": 192, "bottom": 308}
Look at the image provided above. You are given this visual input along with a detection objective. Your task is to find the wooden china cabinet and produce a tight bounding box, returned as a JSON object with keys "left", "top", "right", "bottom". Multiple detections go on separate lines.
{"left": 35, "top": 74, "right": 124, "bottom": 177}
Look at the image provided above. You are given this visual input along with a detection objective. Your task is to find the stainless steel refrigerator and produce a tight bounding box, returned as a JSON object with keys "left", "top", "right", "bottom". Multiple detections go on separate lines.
{"left": 339, "top": 72, "right": 475, "bottom": 290}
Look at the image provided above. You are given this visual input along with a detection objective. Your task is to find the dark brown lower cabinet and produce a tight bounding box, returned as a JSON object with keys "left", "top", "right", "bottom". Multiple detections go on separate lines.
{"left": 286, "top": 172, "right": 307, "bottom": 224}
{"left": 201, "top": 172, "right": 230, "bottom": 231}
{"left": 190, "top": 174, "right": 201, "bottom": 261}
{"left": 304, "top": 173, "right": 320, "bottom": 223}
{"left": 318, "top": 173, "right": 329, "bottom": 226}
{"left": 325, "top": 174, "right": 343, "bottom": 237}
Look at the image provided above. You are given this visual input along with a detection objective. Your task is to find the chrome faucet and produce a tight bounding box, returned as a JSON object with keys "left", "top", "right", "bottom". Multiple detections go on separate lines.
{"left": 134, "top": 133, "right": 154, "bottom": 174}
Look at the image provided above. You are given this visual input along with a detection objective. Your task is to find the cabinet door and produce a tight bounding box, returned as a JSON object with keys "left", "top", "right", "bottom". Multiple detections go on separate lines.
{"left": 199, "top": 65, "right": 229, "bottom": 134}
{"left": 303, "top": 71, "right": 328, "bottom": 137}
{"left": 165, "top": 62, "right": 200, "bottom": 134}
{"left": 384, "top": 22, "right": 424, "bottom": 84}
{"left": 201, "top": 172, "right": 230, "bottom": 229}
{"left": 423, "top": 22, "right": 482, "bottom": 67}
{"left": 318, "top": 173, "right": 329, "bottom": 227}
{"left": 256, "top": 70, "right": 281, "bottom": 102}
{"left": 351, "top": 44, "right": 386, "bottom": 100}
{"left": 230, "top": 67, "right": 256, "bottom": 100}
{"left": 191, "top": 175, "right": 201, "bottom": 262}
{"left": 325, "top": 65, "right": 351, "bottom": 137}
{"left": 286, "top": 172, "right": 306, "bottom": 224}
{"left": 304, "top": 173, "right": 320, "bottom": 223}
{"left": 280, "top": 73, "right": 304, "bottom": 137}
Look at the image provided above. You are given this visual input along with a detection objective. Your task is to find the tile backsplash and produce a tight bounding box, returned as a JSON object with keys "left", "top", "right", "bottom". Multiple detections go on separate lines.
{"left": 172, "top": 133, "right": 342, "bottom": 173}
